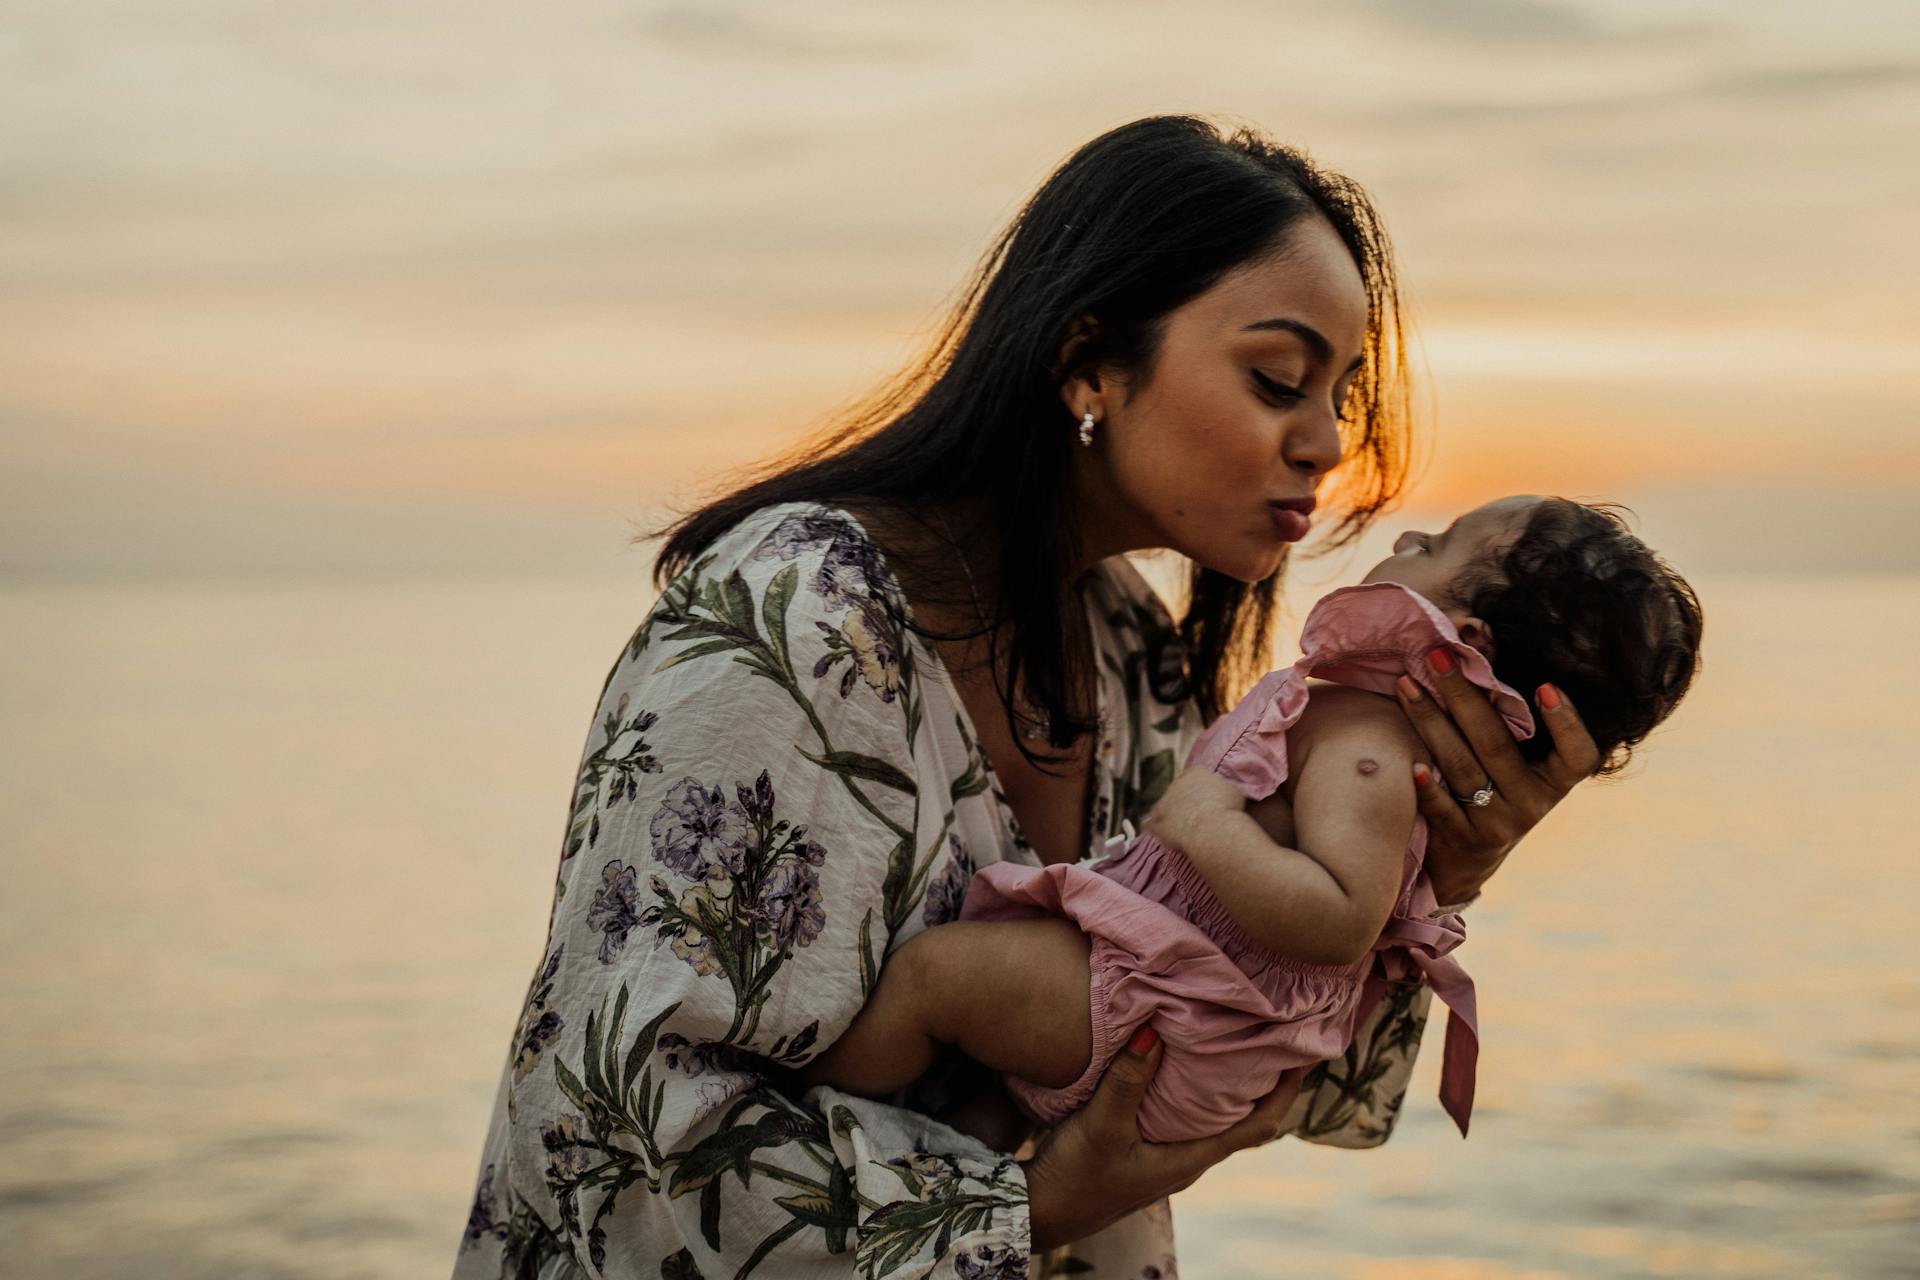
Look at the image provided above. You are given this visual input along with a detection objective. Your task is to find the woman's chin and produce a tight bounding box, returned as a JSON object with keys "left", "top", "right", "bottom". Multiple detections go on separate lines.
{"left": 1175, "top": 534, "right": 1291, "bottom": 585}
{"left": 1234, "top": 543, "right": 1293, "bottom": 583}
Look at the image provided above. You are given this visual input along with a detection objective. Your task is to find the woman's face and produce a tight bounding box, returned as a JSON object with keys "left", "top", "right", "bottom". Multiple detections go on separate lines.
{"left": 1070, "top": 215, "right": 1367, "bottom": 582}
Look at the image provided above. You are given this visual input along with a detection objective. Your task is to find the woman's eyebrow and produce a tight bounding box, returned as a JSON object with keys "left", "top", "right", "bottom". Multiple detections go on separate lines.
{"left": 1242, "top": 317, "right": 1366, "bottom": 373}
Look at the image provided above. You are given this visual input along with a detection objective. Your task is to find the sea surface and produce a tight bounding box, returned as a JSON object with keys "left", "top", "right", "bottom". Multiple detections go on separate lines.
{"left": 2, "top": 570, "right": 1915, "bottom": 1278}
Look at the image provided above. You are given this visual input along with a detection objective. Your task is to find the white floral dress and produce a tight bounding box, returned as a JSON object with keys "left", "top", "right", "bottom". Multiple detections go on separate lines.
{"left": 451, "top": 501, "right": 1443, "bottom": 1280}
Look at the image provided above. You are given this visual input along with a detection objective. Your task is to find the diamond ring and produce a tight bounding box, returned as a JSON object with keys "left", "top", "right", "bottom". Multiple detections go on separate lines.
{"left": 1453, "top": 784, "right": 1496, "bottom": 808}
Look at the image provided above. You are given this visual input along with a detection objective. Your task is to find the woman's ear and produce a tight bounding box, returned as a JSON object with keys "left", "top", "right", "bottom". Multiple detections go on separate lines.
{"left": 1454, "top": 616, "right": 1495, "bottom": 663}
{"left": 1054, "top": 314, "right": 1103, "bottom": 415}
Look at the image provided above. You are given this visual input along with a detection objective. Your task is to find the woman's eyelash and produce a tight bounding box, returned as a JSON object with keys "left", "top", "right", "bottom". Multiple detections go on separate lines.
{"left": 1252, "top": 371, "right": 1303, "bottom": 402}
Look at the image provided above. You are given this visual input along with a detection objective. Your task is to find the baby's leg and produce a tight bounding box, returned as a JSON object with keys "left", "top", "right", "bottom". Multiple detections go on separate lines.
{"left": 798, "top": 917, "right": 1094, "bottom": 1098}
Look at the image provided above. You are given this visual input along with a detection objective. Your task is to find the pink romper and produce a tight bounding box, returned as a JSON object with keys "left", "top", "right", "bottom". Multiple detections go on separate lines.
{"left": 958, "top": 581, "right": 1536, "bottom": 1143}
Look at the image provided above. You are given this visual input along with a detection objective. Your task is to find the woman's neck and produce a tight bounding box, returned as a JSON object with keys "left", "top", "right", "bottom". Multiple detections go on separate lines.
{"left": 1065, "top": 449, "right": 1161, "bottom": 574}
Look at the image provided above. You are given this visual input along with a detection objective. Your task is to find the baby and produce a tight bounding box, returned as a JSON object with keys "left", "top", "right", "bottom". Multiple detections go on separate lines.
{"left": 798, "top": 494, "right": 1704, "bottom": 1146}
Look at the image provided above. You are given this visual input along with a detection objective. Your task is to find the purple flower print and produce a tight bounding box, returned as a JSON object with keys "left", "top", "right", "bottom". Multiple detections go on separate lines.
{"left": 812, "top": 603, "right": 904, "bottom": 704}
{"left": 461, "top": 1164, "right": 504, "bottom": 1252}
{"left": 734, "top": 769, "right": 775, "bottom": 826}
{"left": 813, "top": 535, "right": 888, "bottom": 611}
{"left": 657, "top": 1032, "right": 767, "bottom": 1083}
{"left": 540, "top": 1113, "right": 594, "bottom": 1182}
{"left": 687, "top": 1074, "right": 760, "bottom": 1128}
{"left": 655, "top": 1031, "right": 695, "bottom": 1073}
{"left": 753, "top": 509, "right": 906, "bottom": 617}
{"left": 923, "top": 833, "right": 975, "bottom": 927}
{"left": 512, "top": 1009, "right": 564, "bottom": 1081}
{"left": 883, "top": 1147, "right": 967, "bottom": 1202}
{"left": 655, "top": 1031, "right": 729, "bottom": 1076}
{"left": 586, "top": 860, "right": 641, "bottom": 964}
{"left": 788, "top": 823, "right": 826, "bottom": 866}
{"left": 955, "top": 1243, "right": 1027, "bottom": 1280}
{"left": 649, "top": 777, "right": 751, "bottom": 881}
{"left": 657, "top": 881, "right": 729, "bottom": 977}
{"left": 756, "top": 858, "right": 825, "bottom": 951}
{"left": 842, "top": 603, "right": 902, "bottom": 702}
{"left": 751, "top": 511, "right": 849, "bottom": 564}
{"left": 510, "top": 946, "right": 566, "bottom": 1080}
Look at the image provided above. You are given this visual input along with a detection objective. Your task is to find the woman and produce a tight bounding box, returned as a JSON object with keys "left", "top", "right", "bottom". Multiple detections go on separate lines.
{"left": 453, "top": 115, "right": 1601, "bottom": 1279}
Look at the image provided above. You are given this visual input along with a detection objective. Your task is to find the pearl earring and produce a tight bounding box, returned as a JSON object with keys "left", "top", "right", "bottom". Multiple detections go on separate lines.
{"left": 1078, "top": 410, "right": 1096, "bottom": 447}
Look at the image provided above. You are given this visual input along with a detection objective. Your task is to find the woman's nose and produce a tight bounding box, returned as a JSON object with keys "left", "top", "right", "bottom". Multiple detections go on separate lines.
{"left": 1283, "top": 406, "right": 1345, "bottom": 480}
{"left": 1392, "top": 529, "right": 1423, "bottom": 554}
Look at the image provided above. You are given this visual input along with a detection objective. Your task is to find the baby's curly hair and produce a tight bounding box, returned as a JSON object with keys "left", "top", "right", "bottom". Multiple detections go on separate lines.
{"left": 1450, "top": 498, "right": 1703, "bottom": 777}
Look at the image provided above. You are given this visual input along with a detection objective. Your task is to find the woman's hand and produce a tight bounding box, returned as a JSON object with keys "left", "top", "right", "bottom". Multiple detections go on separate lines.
{"left": 1022, "top": 1027, "right": 1308, "bottom": 1252}
{"left": 1394, "top": 652, "right": 1602, "bottom": 905}
{"left": 1141, "top": 767, "right": 1247, "bottom": 856}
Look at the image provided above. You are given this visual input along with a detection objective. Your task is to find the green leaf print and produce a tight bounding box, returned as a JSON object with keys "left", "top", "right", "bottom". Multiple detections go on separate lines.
{"left": 856, "top": 1183, "right": 1021, "bottom": 1280}
{"left": 762, "top": 561, "right": 798, "bottom": 674}
{"left": 1134, "top": 747, "right": 1176, "bottom": 812}
{"left": 624, "top": 1000, "right": 678, "bottom": 1093}
{"left": 719, "top": 570, "right": 760, "bottom": 641}
{"left": 857, "top": 907, "right": 880, "bottom": 999}
{"left": 661, "top": 1247, "right": 707, "bottom": 1280}
{"left": 654, "top": 637, "right": 745, "bottom": 672}
{"left": 1292, "top": 981, "right": 1426, "bottom": 1143}
{"left": 794, "top": 747, "right": 918, "bottom": 796}
{"left": 663, "top": 1097, "right": 850, "bottom": 1256}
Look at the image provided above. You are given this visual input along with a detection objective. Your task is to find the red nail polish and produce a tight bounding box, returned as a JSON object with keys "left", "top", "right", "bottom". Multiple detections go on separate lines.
{"left": 1412, "top": 763, "right": 1430, "bottom": 786}
{"left": 1127, "top": 1024, "right": 1158, "bottom": 1054}
{"left": 1539, "top": 683, "right": 1562, "bottom": 710}
{"left": 1428, "top": 647, "right": 1455, "bottom": 675}
{"left": 1396, "top": 675, "right": 1422, "bottom": 701}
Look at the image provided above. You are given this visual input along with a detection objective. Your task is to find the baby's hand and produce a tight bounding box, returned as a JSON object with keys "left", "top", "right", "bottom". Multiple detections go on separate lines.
{"left": 1143, "top": 767, "right": 1248, "bottom": 854}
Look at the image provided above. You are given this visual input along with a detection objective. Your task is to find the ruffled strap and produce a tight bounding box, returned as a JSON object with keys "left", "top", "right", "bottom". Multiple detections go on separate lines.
{"left": 1180, "top": 667, "right": 1310, "bottom": 802}
{"left": 1369, "top": 868, "right": 1479, "bottom": 1137}
{"left": 1294, "top": 582, "right": 1536, "bottom": 741}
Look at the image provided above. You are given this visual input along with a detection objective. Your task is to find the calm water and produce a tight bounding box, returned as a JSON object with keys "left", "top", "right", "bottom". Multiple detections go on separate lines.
{"left": 3, "top": 571, "right": 1915, "bottom": 1278}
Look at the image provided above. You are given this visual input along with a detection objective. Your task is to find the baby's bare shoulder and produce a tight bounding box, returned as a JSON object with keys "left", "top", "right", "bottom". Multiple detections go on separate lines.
{"left": 1295, "top": 681, "right": 1425, "bottom": 765}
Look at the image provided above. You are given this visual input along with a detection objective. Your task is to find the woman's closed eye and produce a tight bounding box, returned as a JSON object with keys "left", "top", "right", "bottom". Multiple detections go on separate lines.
{"left": 1252, "top": 370, "right": 1304, "bottom": 405}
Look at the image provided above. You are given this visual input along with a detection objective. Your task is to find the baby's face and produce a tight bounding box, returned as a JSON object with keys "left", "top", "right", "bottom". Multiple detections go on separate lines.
{"left": 1361, "top": 495, "right": 1544, "bottom": 621}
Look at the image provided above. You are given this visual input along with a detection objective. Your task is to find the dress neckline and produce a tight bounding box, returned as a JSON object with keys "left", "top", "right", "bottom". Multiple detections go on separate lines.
{"left": 818, "top": 501, "right": 1115, "bottom": 866}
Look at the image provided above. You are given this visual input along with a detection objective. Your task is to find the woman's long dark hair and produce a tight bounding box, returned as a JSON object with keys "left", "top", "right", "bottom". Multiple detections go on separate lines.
{"left": 641, "top": 114, "right": 1415, "bottom": 771}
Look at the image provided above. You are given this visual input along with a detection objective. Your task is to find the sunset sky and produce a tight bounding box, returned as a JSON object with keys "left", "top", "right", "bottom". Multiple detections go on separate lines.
{"left": 4, "top": 0, "right": 1916, "bottom": 578}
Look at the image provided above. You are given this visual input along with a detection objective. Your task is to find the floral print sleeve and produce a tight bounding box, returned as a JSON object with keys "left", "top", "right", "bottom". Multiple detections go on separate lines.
{"left": 453, "top": 504, "right": 1030, "bottom": 1280}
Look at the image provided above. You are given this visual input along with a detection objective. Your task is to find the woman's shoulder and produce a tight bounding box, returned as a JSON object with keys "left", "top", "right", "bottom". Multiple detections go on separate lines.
{"left": 620, "top": 500, "right": 912, "bottom": 718}
{"left": 670, "top": 500, "right": 894, "bottom": 595}
{"left": 647, "top": 501, "right": 908, "bottom": 634}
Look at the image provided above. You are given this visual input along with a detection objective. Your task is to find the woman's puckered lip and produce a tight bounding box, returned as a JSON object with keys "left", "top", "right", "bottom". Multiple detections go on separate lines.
{"left": 1266, "top": 496, "right": 1318, "bottom": 515}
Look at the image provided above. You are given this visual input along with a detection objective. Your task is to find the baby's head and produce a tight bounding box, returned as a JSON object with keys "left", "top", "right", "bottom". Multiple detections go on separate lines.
{"left": 1361, "top": 495, "right": 1704, "bottom": 777}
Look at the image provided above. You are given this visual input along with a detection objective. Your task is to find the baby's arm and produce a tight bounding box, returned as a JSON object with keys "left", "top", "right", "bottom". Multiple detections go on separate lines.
{"left": 1144, "top": 713, "right": 1418, "bottom": 966}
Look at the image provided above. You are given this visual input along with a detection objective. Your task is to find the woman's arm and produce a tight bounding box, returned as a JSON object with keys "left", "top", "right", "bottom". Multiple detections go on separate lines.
{"left": 456, "top": 514, "right": 1033, "bottom": 1279}
{"left": 1143, "top": 713, "right": 1416, "bottom": 966}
